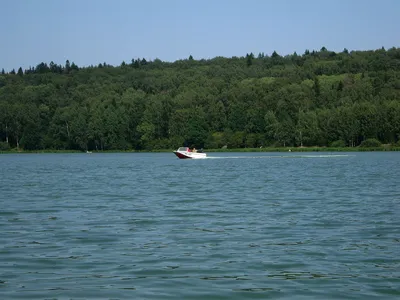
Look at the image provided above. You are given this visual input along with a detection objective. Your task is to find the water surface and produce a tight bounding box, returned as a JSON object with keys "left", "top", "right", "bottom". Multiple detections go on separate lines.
{"left": 1, "top": 152, "right": 399, "bottom": 299}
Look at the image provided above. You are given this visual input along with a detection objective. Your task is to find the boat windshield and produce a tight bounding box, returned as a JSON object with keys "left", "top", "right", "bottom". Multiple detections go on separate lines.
{"left": 178, "top": 147, "right": 189, "bottom": 151}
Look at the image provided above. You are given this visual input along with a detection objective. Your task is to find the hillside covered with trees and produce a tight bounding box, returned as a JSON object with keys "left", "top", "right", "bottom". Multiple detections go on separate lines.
{"left": 1, "top": 47, "right": 400, "bottom": 151}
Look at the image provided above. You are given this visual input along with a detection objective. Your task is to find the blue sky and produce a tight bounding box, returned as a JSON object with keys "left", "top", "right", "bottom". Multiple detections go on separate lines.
{"left": 1, "top": 0, "right": 399, "bottom": 71}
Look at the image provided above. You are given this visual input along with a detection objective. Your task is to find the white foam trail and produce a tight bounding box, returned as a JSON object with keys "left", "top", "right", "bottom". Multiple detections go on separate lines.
{"left": 205, "top": 154, "right": 352, "bottom": 159}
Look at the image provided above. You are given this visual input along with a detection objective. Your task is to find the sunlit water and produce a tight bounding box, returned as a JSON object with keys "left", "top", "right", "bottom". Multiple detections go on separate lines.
{"left": 1, "top": 152, "right": 399, "bottom": 299}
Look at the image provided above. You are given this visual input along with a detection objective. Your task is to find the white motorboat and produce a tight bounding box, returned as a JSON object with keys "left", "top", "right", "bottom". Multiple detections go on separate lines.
{"left": 173, "top": 147, "right": 206, "bottom": 159}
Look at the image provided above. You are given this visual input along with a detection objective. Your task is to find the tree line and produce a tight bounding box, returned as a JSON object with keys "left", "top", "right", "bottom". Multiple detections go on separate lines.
{"left": 1, "top": 47, "right": 400, "bottom": 151}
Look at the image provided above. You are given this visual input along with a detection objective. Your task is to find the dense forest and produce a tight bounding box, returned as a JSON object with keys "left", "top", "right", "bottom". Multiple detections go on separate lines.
{"left": 1, "top": 47, "right": 400, "bottom": 151}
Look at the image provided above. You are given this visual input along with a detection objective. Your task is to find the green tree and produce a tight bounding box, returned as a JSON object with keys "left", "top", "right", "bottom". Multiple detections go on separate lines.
{"left": 296, "top": 110, "right": 320, "bottom": 146}
{"left": 0, "top": 101, "right": 12, "bottom": 144}
{"left": 246, "top": 53, "right": 254, "bottom": 66}
{"left": 276, "top": 116, "right": 295, "bottom": 147}
{"left": 65, "top": 60, "right": 71, "bottom": 73}
{"left": 264, "top": 111, "right": 278, "bottom": 145}
{"left": 207, "top": 99, "right": 226, "bottom": 132}
{"left": 17, "top": 67, "right": 23, "bottom": 77}
{"left": 314, "top": 76, "right": 321, "bottom": 99}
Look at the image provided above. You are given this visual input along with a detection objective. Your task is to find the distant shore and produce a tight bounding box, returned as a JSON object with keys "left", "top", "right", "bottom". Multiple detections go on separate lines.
{"left": 2, "top": 146, "right": 400, "bottom": 154}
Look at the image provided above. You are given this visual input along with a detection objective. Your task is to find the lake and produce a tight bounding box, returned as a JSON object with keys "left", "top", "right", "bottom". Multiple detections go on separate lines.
{"left": 0, "top": 152, "right": 399, "bottom": 299}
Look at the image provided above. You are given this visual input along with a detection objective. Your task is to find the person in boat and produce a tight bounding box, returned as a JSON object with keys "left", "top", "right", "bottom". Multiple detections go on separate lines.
{"left": 192, "top": 147, "right": 197, "bottom": 153}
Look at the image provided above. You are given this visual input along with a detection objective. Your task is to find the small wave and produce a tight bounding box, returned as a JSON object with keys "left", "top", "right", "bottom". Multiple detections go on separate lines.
{"left": 0, "top": 211, "right": 18, "bottom": 216}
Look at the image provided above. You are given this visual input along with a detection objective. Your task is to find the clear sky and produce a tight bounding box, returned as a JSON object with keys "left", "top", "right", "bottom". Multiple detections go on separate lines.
{"left": 1, "top": 0, "right": 399, "bottom": 71}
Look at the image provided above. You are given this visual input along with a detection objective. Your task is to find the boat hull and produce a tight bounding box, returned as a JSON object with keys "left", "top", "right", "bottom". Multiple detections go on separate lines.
{"left": 173, "top": 151, "right": 206, "bottom": 159}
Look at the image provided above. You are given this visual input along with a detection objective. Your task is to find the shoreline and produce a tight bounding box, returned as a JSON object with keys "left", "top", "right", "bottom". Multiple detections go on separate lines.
{"left": 2, "top": 146, "right": 400, "bottom": 154}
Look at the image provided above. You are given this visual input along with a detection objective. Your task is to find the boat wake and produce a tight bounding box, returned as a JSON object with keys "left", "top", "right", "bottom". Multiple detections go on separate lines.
{"left": 205, "top": 154, "right": 352, "bottom": 160}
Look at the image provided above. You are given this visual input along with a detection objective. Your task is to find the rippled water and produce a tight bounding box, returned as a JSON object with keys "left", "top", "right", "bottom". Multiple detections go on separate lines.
{"left": 1, "top": 152, "right": 399, "bottom": 299}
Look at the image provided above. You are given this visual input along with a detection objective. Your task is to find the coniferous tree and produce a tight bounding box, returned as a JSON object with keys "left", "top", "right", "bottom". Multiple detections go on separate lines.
{"left": 65, "top": 60, "right": 71, "bottom": 73}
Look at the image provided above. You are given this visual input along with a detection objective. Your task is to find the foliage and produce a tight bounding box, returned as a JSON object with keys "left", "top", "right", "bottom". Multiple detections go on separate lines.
{"left": 359, "top": 138, "right": 382, "bottom": 147}
{"left": 1, "top": 47, "right": 400, "bottom": 151}
{"left": 0, "top": 141, "right": 10, "bottom": 151}
{"left": 330, "top": 140, "right": 346, "bottom": 147}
